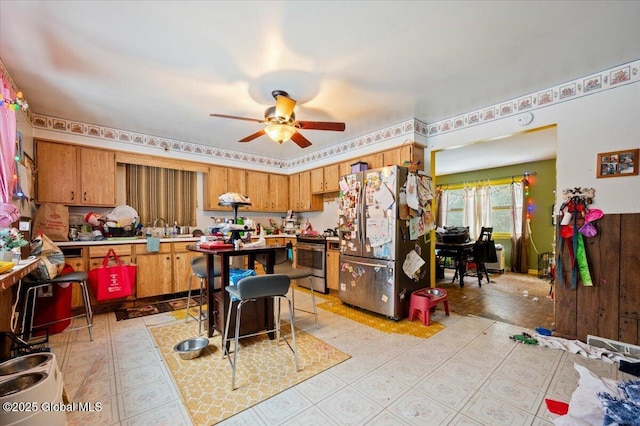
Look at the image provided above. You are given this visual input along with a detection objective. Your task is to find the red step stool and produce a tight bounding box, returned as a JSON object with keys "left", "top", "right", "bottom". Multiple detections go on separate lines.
{"left": 408, "top": 288, "right": 449, "bottom": 326}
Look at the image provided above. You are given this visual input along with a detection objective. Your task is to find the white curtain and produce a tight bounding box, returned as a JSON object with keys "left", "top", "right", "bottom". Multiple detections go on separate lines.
{"left": 510, "top": 179, "right": 530, "bottom": 273}
{"left": 476, "top": 181, "right": 493, "bottom": 238}
{"left": 436, "top": 188, "right": 448, "bottom": 228}
{"left": 463, "top": 185, "right": 476, "bottom": 238}
{"left": 510, "top": 181, "right": 523, "bottom": 239}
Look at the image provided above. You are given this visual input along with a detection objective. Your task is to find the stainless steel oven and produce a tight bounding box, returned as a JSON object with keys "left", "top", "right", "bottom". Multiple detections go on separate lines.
{"left": 296, "top": 236, "right": 328, "bottom": 294}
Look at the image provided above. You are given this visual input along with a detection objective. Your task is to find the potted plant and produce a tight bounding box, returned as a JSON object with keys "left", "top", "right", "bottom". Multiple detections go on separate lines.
{"left": 0, "top": 227, "right": 29, "bottom": 262}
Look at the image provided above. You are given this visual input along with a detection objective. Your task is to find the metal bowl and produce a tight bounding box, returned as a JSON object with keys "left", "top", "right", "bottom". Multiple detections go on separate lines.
{"left": 424, "top": 288, "right": 446, "bottom": 298}
{"left": 0, "top": 372, "right": 47, "bottom": 398}
{"left": 173, "top": 337, "right": 209, "bottom": 360}
{"left": 0, "top": 353, "right": 53, "bottom": 376}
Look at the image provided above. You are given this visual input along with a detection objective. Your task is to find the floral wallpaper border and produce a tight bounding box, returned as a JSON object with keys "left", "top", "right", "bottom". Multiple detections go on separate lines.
{"left": 3, "top": 59, "right": 638, "bottom": 169}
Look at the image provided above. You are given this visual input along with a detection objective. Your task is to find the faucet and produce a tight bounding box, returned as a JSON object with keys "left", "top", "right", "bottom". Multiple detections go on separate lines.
{"left": 153, "top": 218, "right": 167, "bottom": 237}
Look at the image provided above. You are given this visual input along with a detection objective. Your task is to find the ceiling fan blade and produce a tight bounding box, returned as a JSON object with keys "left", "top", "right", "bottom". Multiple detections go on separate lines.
{"left": 296, "top": 121, "right": 346, "bottom": 131}
{"left": 238, "top": 129, "right": 266, "bottom": 142}
{"left": 291, "top": 131, "right": 312, "bottom": 148}
{"left": 275, "top": 95, "right": 296, "bottom": 120}
{"left": 210, "top": 113, "right": 264, "bottom": 124}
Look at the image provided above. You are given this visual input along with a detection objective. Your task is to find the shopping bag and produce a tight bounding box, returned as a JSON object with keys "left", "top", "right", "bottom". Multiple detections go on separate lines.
{"left": 88, "top": 249, "right": 136, "bottom": 301}
{"left": 29, "top": 233, "right": 65, "bottom": 280}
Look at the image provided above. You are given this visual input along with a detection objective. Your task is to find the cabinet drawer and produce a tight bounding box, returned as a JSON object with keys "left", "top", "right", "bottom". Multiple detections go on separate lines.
{"left": 136, "top": 242, "right": 171, "bottom": 255}
{"left": 89, "top": 245, "right": 132, "bottom": 258}
{"left": 172, "top": 241, "right": 194, "bottom": 252}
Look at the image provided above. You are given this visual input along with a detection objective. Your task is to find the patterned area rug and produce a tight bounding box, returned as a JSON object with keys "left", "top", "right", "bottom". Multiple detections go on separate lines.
{"left": 316, "top": 290, "right": 446, "bottom": 338}
{"left": 149, "top": 320, "right": 350, "bottom": 425}
{"left": 114, "top": 297, "right": 198, "bottom": 321}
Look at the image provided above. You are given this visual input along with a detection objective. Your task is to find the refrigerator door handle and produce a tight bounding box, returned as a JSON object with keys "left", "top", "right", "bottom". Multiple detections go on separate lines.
{"left": 351, "top": 261, "right": 389, "bottom": 268}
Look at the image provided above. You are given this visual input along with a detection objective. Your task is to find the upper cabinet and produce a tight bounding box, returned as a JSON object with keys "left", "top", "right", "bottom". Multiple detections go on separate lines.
{"left": 289, "top": 171, "right": 323, "bottom": 212}
{"left": 245, "top": 171, "right": 289, "bottom": 212}
{"left": 203, "top": 166, "right": 247, "bottom": 211}
{"left": 36, "top": 140, "right": 116, "bottom": 206}
{"left": 310, "top": 164, "right": 341, "bottom": 194}
{"left": 383, "top": 143, "right": 425, "bottom": 170}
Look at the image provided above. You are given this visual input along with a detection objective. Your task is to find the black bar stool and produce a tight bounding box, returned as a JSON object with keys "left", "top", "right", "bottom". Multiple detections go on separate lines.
{"left": 222, "top": 274, "right": 299, "bottom": 390}
{"left": 21, "top": 271, "right": 93, "bottom": 341}
{"left": 185, "top": 256, "right": 221, "bottom": 335}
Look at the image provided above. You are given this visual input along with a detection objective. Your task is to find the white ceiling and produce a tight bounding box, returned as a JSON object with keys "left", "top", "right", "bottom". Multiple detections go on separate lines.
{"left": 1, "top": 1, "right": 639, "bottom": 169}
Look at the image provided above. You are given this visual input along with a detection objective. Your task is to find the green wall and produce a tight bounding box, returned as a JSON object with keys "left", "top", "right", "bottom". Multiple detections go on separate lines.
{"left": 436, "top": 159, "right": 556, "bottom": 273}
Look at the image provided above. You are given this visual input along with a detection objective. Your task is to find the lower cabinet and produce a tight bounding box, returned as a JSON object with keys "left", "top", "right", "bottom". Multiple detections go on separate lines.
{"left": 135, "top": 243, "right": 173, "bottom": 298}
{"left": 172, "top": 243, "right": 203, "bottom": 293}
{"left": 326, "top": 247, "right": 340, "bottom": 291}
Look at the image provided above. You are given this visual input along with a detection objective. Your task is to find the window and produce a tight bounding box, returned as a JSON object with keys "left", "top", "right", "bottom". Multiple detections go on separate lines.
{"left": 444, "top": 189, "right": 465, "bottom": 227}
{"left": 442, "top": 183, "right": 514, "bottom": 235}
{"left": 125, "top": 164, "right": 196, "bottom": 227}
{"left": 490, "top": 184, "right": 512, "bottom": 234}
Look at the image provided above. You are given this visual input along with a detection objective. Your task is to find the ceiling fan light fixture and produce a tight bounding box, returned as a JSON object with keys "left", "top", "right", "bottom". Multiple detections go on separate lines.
{"left": 265, "top": 124, "right": 296, "bottom": 143}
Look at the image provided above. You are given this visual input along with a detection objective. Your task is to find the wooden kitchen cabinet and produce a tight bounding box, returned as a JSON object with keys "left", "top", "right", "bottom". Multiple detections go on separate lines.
{"left": 289, "top": 171, "right": 323, "bottom": 212}
{"left": 245, "top": 170, "right": 270, "bottom": 211}
{"left": 383, "top": 143, "right": 425, "bottom": 170}
{"left": 269, "top": 174, "right": 289, "bottom": 211}
{"left": 35, "top": 140, "right": 116, "bottom": 206}
{"left": 326, "top": 245, "right": 340, "bottom": 291}
{"left": 172, "top": 242, "right": 202, "bottom": 293}
{"left": 358, "top": 152, "right": 384, "bottom": 170}
{"left": 135, "top": 243, "right": 172, "bottom": 298}
{"left": 310, "top": 168, "right": 324, "bottom": 193}
{"left": 203, "top": 166, "right": 247, "bottom": 211}
{"left": 323, "top": 164, "right": 341, "bottom": 192}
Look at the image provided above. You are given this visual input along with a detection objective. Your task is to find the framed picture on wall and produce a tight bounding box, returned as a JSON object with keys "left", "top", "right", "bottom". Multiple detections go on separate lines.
{"left": 596, "top": 148, "right": 638, "bottom": 178}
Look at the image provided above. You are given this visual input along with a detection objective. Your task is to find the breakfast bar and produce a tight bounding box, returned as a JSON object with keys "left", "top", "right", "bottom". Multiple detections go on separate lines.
{"left": 187, "top": 244, "right": 281, "bottom": 339}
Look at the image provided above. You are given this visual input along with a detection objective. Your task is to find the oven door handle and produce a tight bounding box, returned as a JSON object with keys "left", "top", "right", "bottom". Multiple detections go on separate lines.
{"left": 297, "top": 244, "right": 325, "bottom": 252}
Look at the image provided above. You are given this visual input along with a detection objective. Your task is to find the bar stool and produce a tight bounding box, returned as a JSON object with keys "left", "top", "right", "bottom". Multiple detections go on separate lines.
{"left": 222, "top": 274, "right": 299, "bottom": 390}
{"left": 256, "top": 247, "right": 318, "bottom": 328}
{"left": 186, "top": 256, "right": 221, "bottom": 335}
{"left": 21, "top": 271, "right": 93, "bottom": 341}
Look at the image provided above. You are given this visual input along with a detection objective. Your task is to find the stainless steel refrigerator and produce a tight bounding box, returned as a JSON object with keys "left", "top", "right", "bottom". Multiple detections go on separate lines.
{"left": 337, "top": 165, "right": 430, "bottom": 320}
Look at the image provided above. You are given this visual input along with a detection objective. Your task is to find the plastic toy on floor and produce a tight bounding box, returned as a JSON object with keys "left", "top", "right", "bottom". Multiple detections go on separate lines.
{"left": 509, "top": 332, "right": 538, "bottom": 345}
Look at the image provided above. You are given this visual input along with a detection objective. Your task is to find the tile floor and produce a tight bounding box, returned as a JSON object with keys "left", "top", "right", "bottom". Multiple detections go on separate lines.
{"left": 47, "top": 288, "right": 633, "bottom": 425}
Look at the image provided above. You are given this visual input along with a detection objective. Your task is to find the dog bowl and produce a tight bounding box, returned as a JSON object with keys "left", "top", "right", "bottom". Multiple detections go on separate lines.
{"left": 173, "top": 337, "right": 209, "bottom": 360}
{"left": 424, "top": 288, "right": 446, "bottom": 298}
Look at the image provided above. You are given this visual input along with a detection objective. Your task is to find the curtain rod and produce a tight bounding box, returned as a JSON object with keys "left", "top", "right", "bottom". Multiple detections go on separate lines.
{"left": 436, "top": 171, "right": 536, "bottom": 188}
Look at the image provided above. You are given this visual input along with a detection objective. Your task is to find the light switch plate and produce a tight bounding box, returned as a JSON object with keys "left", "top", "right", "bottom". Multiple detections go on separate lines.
{"left": 19, "top": 221, "right": 30, "bottom": 231}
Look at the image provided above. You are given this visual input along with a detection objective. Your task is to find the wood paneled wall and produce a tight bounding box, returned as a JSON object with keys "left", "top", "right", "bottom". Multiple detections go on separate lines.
{"left": 555, "top": 213, "right": 640, "bottom": 344}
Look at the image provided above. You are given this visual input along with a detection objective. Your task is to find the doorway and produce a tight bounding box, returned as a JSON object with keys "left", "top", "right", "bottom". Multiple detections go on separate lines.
{"left": 431, "top": 125, "right": 557, "bottom": 329}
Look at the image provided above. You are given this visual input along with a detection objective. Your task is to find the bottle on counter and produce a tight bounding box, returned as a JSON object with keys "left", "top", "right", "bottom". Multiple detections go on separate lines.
{"left": 173, "top": 221, "right": 180, "bottom": 236}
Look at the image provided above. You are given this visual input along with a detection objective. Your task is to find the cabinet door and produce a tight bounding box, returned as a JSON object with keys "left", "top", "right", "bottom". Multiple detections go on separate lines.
{"left": 339, "top": 161, "right": 352, "bottom": 178}
{"left": 269, "top": 174, "right": 289, "bottom": 211}
{"left": 310, "top": 168, "right": 324, "bottom": 193}
{"left": 173, "top": 251, "right": 202, "bottom": 293}
{"left": 245, "top": 171, "right": 270, "bottom": 211}
{"left": 204, "top": 165, "right": 229, "bottom": 210}
{"left": 289, "top": 173, "right": 300, "bottom": 211}
{"left": 383, "top": 144, "right": 425, "bottom": 170}
{"left": 299, "top": 171, "right": 312, "bottom": 210}
{"left": 136, "top": 253, "right": 173, "bottom": 298}
{"left": 326, "top": 249, "right": 340, "bottom": 291}
{"left": 323, "top": 164, "right": 340, "bottom": 192}
{"left": 360, "top": 152, "right": 384, "bottom": 170}
{"left": 227, "top": 168, "right": 246, "bottom": 196}
{"left": 80, "top": 147, "right": 116, "bottom": 206}
{"left": 36, "top": 141, "right": 78, "bottom": 204}
{"left": 67, "top": 256, "right": 87, "bottom": 308}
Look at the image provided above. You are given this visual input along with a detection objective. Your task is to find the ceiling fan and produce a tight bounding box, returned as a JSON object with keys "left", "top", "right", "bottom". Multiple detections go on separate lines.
{"left": 210, "top": 90, "right": 345, "bottom": 148}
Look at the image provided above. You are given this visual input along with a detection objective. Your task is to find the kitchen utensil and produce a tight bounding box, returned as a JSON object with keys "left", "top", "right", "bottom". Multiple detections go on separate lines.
{"left": 173, "top": 337, "right": 209, "bottom": 360}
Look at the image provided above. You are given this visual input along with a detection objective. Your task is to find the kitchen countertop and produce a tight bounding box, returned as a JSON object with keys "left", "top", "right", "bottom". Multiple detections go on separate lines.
{"left": 56, "top": 234, "right": 297, "bottom": 247}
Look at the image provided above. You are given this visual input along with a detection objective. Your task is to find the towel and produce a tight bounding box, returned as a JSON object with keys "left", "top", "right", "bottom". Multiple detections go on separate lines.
{"left": 146, "top": 237, "right": 160, "bottom": 252}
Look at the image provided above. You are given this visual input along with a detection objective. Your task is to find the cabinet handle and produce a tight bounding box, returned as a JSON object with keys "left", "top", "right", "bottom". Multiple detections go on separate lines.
{"left": 83, "top": 192, "right": 87, "bottom": 202}
{"left": 71, "top": 191, "right": 75, "bottom": 200}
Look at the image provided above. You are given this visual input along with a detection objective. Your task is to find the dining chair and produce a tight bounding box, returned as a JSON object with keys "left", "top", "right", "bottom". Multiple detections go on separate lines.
{"left": 222, "top": 274, "right": 299, "bottom": 390}
{"left": 468, "top": 227, "right": 497, "bottom": 286}
{"left": 185, "top": 256, "right": 221, "bottom": 335}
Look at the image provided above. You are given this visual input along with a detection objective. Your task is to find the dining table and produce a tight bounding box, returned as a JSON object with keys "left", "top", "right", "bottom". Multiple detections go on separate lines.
{"left": 186, "top": 244, "right": 281, "bottom": 338}
{"left": 435, "top": 240, "right": 476, "bottom": 287}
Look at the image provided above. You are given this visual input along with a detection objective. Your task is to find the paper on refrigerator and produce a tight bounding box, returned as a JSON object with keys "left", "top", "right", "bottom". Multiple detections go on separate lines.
{"left": 403, "top": 249, "right": 425, "bottom": 279}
